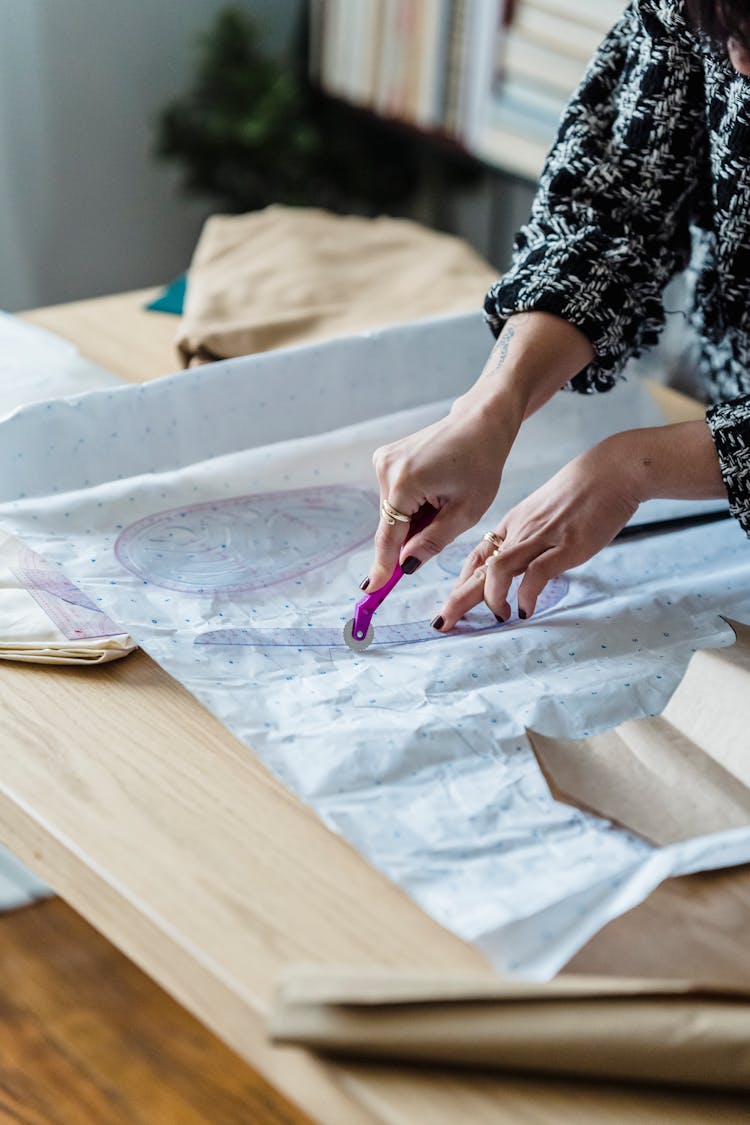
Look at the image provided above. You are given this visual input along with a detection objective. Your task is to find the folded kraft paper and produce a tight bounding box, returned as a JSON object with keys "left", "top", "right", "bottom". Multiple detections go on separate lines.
{"left": 271, "top": 967, "right": 750, "bottom": 1090}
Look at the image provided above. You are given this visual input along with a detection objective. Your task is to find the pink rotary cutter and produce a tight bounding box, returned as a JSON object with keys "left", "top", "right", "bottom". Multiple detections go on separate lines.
{"left": 342, "top": 504, "right": 437, "bottom": 651}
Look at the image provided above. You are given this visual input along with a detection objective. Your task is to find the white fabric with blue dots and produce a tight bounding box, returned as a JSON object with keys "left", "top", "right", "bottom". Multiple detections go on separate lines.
{"left": 0, "top": 312, "right": 748, "bottom": 978}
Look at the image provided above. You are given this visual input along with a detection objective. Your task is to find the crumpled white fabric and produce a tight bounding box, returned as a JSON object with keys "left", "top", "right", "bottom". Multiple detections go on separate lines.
{"left": 0, "top": 311, "right": 122, "bottom": 420}
{"left": 0, "top": 317, "right": 133, "bottom": 664}
{"left": 0, "top": 843, "right": 50, "bottom": 911}
{"left": 0, "top": 314, "right": 129, "bottom": 909}
{"left": 0, "top": 312, "right": 746, "bottom": 974}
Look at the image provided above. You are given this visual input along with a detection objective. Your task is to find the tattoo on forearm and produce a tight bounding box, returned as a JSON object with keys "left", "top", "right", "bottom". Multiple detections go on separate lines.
{"left": 487, "top": 325, "right": 515, "bottom": 375}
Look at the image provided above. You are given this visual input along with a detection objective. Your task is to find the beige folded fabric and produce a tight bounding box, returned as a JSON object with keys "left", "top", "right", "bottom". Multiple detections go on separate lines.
{"left": 271, "top": 967, "right": 750, "bottom": 1090}
{"left": 0, "top": 531, "right": 136, "bottom": 665}
{"left": 0, "top": 637, "right": 135, "bottom": 664}
{"left": 177, "top": 205, "right": 498, "bottom": 366}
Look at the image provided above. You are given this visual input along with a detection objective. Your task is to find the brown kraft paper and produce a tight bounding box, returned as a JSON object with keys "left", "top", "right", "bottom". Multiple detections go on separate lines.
{"left": 527, "top": 618, "right": 750, "bottom": 846}
{"left": 270, "top": 967, "right": 750, "bottom": 1090}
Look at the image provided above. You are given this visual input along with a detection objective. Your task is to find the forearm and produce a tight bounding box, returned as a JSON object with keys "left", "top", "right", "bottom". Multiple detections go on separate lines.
{"left": 456, "top": 311, "right": 595, "bottom": 431}
{"left": 611, "top": 421, "right": 728, "bottom": 503}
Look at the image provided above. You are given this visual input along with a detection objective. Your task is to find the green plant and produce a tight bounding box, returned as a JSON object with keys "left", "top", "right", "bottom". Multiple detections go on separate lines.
{"left": 155, "top": 6, "right": 423, "bottom": 213}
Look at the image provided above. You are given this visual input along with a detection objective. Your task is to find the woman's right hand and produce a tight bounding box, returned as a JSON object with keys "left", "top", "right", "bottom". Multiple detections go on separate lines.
{"left": 363, "top": 393, "right": 521, "bottom": 592}
{"left": 360, "top": 311, "right": 596, "bottom": 594}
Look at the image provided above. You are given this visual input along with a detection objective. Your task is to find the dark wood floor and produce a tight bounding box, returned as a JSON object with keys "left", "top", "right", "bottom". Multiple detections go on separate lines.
{"left": 0, "top": 898, "right": 312, "bottom": 1125}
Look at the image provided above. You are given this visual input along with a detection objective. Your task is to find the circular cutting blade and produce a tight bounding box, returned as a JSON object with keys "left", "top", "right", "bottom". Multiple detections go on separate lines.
{"left": 342, "top": 618, "right": 375, "bottom": 652}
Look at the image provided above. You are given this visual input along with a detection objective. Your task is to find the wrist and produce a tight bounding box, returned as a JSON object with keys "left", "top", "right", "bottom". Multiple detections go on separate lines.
{"left": 597, "top": 430, "right": 651, "bottom": 506}
{"left": 456, "top": 370, "right": 527, "bottom": 419}
{"left": 603, "top": 422, "right": 727, "bottom": 504}
{"left": 474, "top": 311, "right": 596, "bottom": 420}
{"left": 451, "top": 382, "right": 525, "bottom": 445}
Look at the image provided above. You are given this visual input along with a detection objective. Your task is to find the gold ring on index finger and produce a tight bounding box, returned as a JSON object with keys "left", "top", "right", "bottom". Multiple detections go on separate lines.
{"left": 483, "top": 531, "right": 504, "bottom": 550}
{"left": 381, "top": 499, "right": 410, "bottom": 525}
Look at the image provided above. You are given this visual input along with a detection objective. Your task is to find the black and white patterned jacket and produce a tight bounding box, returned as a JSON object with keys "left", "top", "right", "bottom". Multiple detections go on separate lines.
{"left": 484, "top": 0, "right": 750, "bottom": 534}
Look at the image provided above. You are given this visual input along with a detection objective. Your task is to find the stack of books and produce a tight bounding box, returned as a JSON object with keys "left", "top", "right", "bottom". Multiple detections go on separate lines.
{"left": 310, "top": 0, "right": 461, "bottom": 131}
{"left": 309, "top": 0, "right": 625, "bottom": 179}
{"left": 473, "top": 0, "right": 625, "bottom": 174}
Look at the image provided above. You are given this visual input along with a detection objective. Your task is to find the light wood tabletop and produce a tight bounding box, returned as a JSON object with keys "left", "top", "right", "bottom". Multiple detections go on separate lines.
{"left": 4, "top": 289, "right": 750, "bottom": 1123}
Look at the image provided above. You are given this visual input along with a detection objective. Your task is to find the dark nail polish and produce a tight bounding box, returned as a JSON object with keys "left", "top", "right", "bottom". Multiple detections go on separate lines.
{"left": 402, "top": 556, "right": 421, "bottom": 575}
{"left": 494, "top": 613, "right": 507, "bottom": 624}
{"left": 431, "top": 615, "right": 445, "bottom": 631}
{"left": 518, "top": 609, "right": 527, "bottom": 620}
{"left": 359, "top": 576, "right": 370, "bottom": 591}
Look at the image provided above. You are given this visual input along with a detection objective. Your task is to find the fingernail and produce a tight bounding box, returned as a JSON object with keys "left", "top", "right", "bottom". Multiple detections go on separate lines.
{"left": 359, "top": 576, "right": 370, "bottom": 591}
{"left": 401, "top": 556, "right": 421, "bottom": 574}
{"left": 518, "top": 609, "right": 527, "bottom": 620}
{"left": 431, "top": 615, "right": 445, "bottom": 631}
{"left": 494, "top": 613, "right": 507, "bottom": 624}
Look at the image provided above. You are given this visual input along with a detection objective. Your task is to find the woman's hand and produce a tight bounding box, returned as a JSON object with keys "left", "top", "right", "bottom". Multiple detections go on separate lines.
{"left": 435, "top": 420, "right": 728, "bottom": 629}
{"left": 365, "top": 396, "right": 520, "bottom": 592}
{"left": 361, "top": 311, "right": 596, "bottom": 593}
{"left": 436, "top": 436, "right": 640, "bottom": 627}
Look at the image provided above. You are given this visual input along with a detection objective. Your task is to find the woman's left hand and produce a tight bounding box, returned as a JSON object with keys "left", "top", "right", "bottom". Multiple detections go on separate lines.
{"left": 435, "top": 433, "right": 642, "bottom": 629}
{"left": 433, "top": 419, "right": 729, "bottom": 630}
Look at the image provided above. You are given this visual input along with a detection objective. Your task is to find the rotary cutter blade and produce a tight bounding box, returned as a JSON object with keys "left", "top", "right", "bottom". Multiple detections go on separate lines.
{"left": 342, "top": 503, "right": 437, "bottom": 653}
{"left": 342, "top": 618, "right": 375, "bottom": 651}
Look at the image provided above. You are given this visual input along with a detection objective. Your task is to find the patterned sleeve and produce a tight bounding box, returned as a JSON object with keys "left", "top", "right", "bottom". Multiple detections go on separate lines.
{"left": 484, "top": 0, "right": 707, "bottom": 393}
{"left": 706, "top": 398, "right": 750, "bottom": 535}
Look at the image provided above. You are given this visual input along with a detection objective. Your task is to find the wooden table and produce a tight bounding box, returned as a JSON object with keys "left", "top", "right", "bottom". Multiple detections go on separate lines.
{"left": 4, "top": 289, "right": 750, "bottom": 1123}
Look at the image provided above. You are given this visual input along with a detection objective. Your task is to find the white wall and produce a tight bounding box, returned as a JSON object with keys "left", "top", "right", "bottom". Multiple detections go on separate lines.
{"left": 0, "top": 0, "right": 301, "bottom": 312}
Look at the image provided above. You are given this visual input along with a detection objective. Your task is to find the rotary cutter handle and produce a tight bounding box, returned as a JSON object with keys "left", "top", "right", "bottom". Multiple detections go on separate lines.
{"left": 343, "top": 503, "right": 438, "bottom": 651}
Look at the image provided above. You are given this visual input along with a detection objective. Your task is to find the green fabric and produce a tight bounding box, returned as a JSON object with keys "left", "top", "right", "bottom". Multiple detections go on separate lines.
{"left": 146, "top": 274, "right": 187, "bottom": 315}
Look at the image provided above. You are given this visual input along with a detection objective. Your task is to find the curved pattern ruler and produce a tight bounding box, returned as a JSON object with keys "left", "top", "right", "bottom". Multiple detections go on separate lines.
{"left": 115, "top": 486, "right": 380, "bottom": 596}
{"left": 195, "top": 577, "right": 569, "bottom": 649}
{"left": 12, "top": 545, "right": 123, "bottom": 640}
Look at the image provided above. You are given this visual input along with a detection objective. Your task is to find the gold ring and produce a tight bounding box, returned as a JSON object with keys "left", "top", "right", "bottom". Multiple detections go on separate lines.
{"left": 381, "top": 499, "right": 410, "bottom": 524}
{"left": 483, "top": 531, "right": 503, "bottom": 550}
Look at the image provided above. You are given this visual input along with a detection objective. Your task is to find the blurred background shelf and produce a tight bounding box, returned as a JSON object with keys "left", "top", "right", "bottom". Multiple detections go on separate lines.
{"left": 310, "top": 0, "right": 623, "bottom": 182}
{"left": 0, "top": 1, "right": 622, "bottom": 314}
